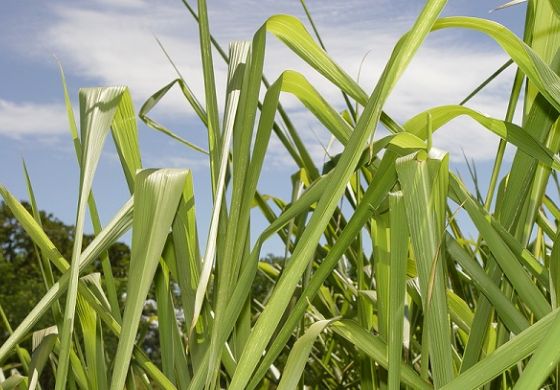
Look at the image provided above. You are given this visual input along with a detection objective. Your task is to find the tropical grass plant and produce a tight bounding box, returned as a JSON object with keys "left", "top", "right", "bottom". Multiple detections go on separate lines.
{"left": 2, "top": 0, "right": 560, "bottom": 388}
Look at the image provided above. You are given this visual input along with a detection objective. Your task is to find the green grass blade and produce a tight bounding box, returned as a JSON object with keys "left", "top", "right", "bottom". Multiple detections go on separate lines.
{"left": 0, "top": 374, "right": 27, "bottom": 389}
{"left": 190, "top": 42, "right": 249, "bottom": 341}
{"left": 513, "top": 310, "right": 560, "bottom": 388}
{"left": 138, "top": 80, "right": 208, "bottom": 154}
{"left": 396, "top": 151, "right": 454, "bottom": 386}
{"left": 21, "top": 160, "right": 61, "bottom": 320}
{"left": 56, "top": 86, "right": 126, "bottom": 390}
{"left": 170, "top": 173, "right": 204, "bottom": 366}
{"left": 154, "top": 263, "right": 178, "bottom": 386}
{"left": 404, "top": 105, "right": 560, "bottom": 170}
{"left": 59, "top": 66, "right": 125, "bottom": 323}
{"left": 76, "top": 289, "right": 108, "bottom": 389}
{"left": 459, "top": 59, "right": 514, "bottom": 105}
{"left": 28, "top": 327, "right": 57, "bottom": 390}
{"left": 387, "top": 191, "right": 409, "bottom": 390}
{"left": 432, "top": 17, "right": 560, "bottom": 113}
{"left": 277, "top": 319, "right": 333, "bottom": 390}
{"left": 278, "top": 70, "right": 352, "bottom": 143}
{"left": 196, "top": 0, "right": 221, "bottom": 195}
{"left": 0, "top": 186, "right": 69, "bottom": 273}
{"left": 110, "top": 169, "right": 188, "bottom": 390}
{"left": 155, "top": 35, "right": 208, "bottom": 121}
{"left": 110, "top": 88, "right": 142, "bottom": 192}
{"left": 442, "top": 308, "right": 560, "bottom": 389}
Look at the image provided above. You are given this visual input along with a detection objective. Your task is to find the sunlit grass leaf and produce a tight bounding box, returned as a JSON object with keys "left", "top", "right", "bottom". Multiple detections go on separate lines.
{"left": 396, "top": 150, "right": 454, "bottom": 386}
{"left": 442, "top": 308, "right": 560, "bottom": 389}
{"left": 110, "top": 168, "right": 188, "bottom": 390}
{"left": 138, "top": 81, "right": 208, "bottom": 154}
{"left": 28, "top": 327, "right": 57, "bottom": 390}
{"left": 513, "top": 309, "right": 560, "bottom": 388}
{"left": 387, "top": 191, "right": 409, "bottom": 390}
{"left": 56, "top": 86, "right": 126, "bottom": 390}
{"left": 277, "top": 319, "right": 334, "bottom": 390}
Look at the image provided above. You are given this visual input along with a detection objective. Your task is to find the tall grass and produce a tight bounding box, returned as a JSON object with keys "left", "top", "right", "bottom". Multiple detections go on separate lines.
{"left": 1, "top": 0, "right": 560, "bottom": 388}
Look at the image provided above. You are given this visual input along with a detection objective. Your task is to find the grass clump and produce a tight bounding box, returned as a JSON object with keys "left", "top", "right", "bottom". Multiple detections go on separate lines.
{"left": 2, "top": 0, "right": 560, "bottom": 389}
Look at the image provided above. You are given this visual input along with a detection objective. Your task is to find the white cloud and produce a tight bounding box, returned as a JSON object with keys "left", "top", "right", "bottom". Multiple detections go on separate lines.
{"left": 90, "top": 0, "right": 149, "bottom": 9}
{"left": 41, "top": 4, "right": 214, "bottom": 116}
{"left": 0, "top": 99, "right": 68, "bottom": 138}
{"left": 145, "top": 155, "right": 209, "bottom": 171}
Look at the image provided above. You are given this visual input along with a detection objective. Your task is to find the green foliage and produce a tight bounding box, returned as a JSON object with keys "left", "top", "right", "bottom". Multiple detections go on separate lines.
{"left": 3, "top": 0, "right": 560, "bottom": 389}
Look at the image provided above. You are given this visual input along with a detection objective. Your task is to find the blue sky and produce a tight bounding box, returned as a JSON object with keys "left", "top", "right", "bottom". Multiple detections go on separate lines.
{"left": 0, "top": 0, "right": 526, "bottom": 253}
